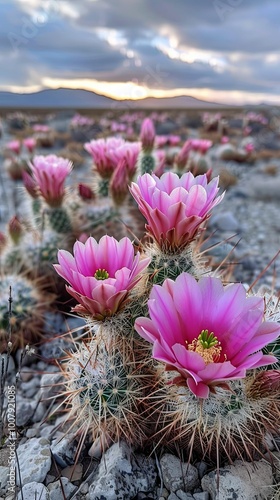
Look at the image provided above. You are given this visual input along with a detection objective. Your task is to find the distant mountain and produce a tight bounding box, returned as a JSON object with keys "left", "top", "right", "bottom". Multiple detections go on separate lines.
{"left": 0, "top": 89, "right": 115, "bottom": 109}
{"left": 0, "top": 88, "right": 229, "bottom": 110}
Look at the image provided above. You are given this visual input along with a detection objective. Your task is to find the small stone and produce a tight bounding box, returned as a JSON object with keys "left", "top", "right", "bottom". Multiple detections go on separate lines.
{"left": 0, "top": 467, "right": 9, "bottom": 495}
{"left": 21, "top": 377, "right": 40, "bottom": 398}
{"left": 25, "top": 427, "right": 40, "bottom": 438}
{"left": 193, "top": 493, "right": 209, "bottom": 500}
{"left": 160, "top": 454, "right": 199, "bottom": 492}
{"left": 39, "top": 424, "right": 56, "bottom": 441}
{"left": 41, "top": 373, "right": 65, "bottom": 401}
{"left": 17, "top": 482, "right": 49, "bottom": 500}
{"left": 195, "top": 462, "right": 208, "bottom": 480}
{"left": 19, "top": 367, "right": 33, "bottom": 382}
{"left": 61, "top": 463, "right": 83, "bottom": 482}
{"left": 48, "top": 477, "right": 77, "bottom": 500}
{"left": 168, "top": 493, "right": 180, "bottom": 500}
{"left": 201, "top": 459, "right": 273, "bottom": 500}
{"left": 79, "top": 482, "right": 89, "bottom": 494}
{"left": 157, "top": 487, "right": 170, "bottom": 499}
{"left": 45, "top": 474, "right": 56, "bottom": 485}
{"left": 31, "top": 400, "right": 47, "bottom": 423}
{"left": 16, "top": 437, "right": 51, "bottom": 486}
{"left": 51, "top": 434, "right": 77, "bottom": 468}
{"left": 16, "top": 398, "right": 34, "bottom": 427}
{"left": 88, "top": 441, "right": 157, "bottom": 500}
{"left": 209, "top": 212, "right": 240, "bottom": 232}
{"left": 176, "top": 489, "right": 194, "bottom": 499}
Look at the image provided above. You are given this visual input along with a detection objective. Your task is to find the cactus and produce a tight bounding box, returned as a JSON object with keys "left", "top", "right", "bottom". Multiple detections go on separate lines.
{"left": 46, "top": 206, "right": 72, "bottom": 233}
{"left": 98, "top": 178, "right": 110, "bottom": 197}
{"left": 0, "top": 273, "right": 54, "bottom": 351}
{"left": 139, "top": 152, "right": 156, "bottom": 175}
{"left": 59, "top": 336, "right": 155, "bottom": 447}
{"left": 2, "top": 231, "right": 66, "bottom": 275}
{"left": 147, "top": 241, "right": 210, "bottom": 285}
{"left": 156, "top": 372, "right": 280, "bottom": 465}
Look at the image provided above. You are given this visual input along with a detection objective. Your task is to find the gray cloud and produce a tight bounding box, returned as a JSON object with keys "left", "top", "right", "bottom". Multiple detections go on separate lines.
{"left": 1, "top": 0, "right": 280, "bottom": 101}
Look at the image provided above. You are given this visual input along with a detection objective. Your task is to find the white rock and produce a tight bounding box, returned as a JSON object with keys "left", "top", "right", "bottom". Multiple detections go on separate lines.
{"left": 201, "top": 460, "right": 273, "bottom": 500}
{"left": 40, "top": 373, "right": 65, "bottom": 400}
{"left": 193, "top": 493, "right": 209, "bottom": 500}
{"left": 0, "top": 467, "right": 9, "bottom": 495}
{"left": 17, "top": 482, "right": 49, "bottom": 500}
{"left": 160, "top": 453, "right": 199, "bottom": 492}
{"left": 16, "top": 437, "right": 51, "bottom": 486}
{"left": 88, "top": 441, "right": 157, "bottom": 500}
{"left": 48, "top": 477, "right": 77, "bottom": 500}
{"left": 176, "top": 489, "right": 194, "bottom": 499}
{"left": 51, "top": 434, "right": 77, "bottom": 468}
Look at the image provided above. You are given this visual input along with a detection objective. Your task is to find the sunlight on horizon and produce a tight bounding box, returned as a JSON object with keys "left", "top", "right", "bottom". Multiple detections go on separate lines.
{"left": 2, "top": 79, "right": 280, "bottom": 106}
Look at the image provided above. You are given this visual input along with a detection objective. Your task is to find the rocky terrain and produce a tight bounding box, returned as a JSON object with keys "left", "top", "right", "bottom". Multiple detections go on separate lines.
{"left": 0, "top": 108, "right": 279, "bottom": 500}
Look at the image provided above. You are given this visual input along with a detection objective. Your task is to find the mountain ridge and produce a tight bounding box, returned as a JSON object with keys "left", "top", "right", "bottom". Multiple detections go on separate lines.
{"left": 0, "top": 88, "right": 230, "bottom": 109}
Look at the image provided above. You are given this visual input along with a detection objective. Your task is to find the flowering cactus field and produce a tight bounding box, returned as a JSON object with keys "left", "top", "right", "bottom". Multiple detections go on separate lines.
{"left": 0, "top": 109, "right": 279, "bottom": 499}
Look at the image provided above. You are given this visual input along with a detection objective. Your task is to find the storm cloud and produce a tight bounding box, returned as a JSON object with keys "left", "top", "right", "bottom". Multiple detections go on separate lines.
{"left": 2, "top": 0, "right": 280, "bottom": 103}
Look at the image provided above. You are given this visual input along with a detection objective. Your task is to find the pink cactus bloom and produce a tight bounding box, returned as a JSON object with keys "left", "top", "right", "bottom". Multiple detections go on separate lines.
{"left": 78, "top": 183, "right": 95, "bottom": 201}
{"left": 155, "top": 136, "right": 168, "bottom": 148}
{"left": 84, "top": 137, "right": 125, "bottom": 179}
{"left": 30, "top": 155, "right": 72, "bottom": 207}
{"left": 168, "top": 135, "right": 181, "bottom": 146}
{"left": 23, "top": 137, "right": 36, "bottom": 154}
{"left": 33, "top": 124, "right": 50, "bottom": 132}
{"left": 110, "top": 159, "right": 129, "bottom": 206}
{"left": 6, "top": 140, "right": 21, "bottom": 155}
{"left": 176, "top": 139, "right": 193, "bottom": 169}
{"left": 135, "top": 273, "right": 279, "bottom": 398}
{"left": 22, "top": 171, "right": 39, "bottom": 198}
{"left": 140, "top": 118, "right": 155, "bottom": 151}
{"left": 245, "top": 143, "right": 255, "bottom": 153}
{"left": 129, "top": 172, "right": 224, "bottom": 250}
{"left": 199, "top": 139, "right": 213, "bottom": 154}
{"left": 107, "top": 142, "right": 141, "bottom": 180}
{"left": 54, "top": 235, "right": 150, "bottom": 320}
{"left": 221, "top": 136, "right": 229, "bottom": 144}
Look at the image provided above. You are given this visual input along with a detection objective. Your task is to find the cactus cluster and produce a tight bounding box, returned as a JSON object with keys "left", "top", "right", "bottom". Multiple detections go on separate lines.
{"left": 1, "top": 115, "right": 279, "bottom": 485}
{"left": 0, "top": 273, "right": 53, "bottom": 351}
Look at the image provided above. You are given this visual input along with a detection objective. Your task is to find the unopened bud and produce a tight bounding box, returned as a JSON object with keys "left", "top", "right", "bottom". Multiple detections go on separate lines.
{"left": 110, "top": 159, "right": 129, "bottom": 206}
{"left": 78, "top": 183, "right": 95, "bottom": 201}
{"left": 140, "top": 118, "right": 155, "bottom": 152}
{"left": 8, "top": 216, "right": 23, "bottom": 244}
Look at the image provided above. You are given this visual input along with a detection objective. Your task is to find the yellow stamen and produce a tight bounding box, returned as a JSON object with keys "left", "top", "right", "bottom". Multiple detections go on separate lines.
{"left": 186, "top": 329, "right": 222, "bottom": 364}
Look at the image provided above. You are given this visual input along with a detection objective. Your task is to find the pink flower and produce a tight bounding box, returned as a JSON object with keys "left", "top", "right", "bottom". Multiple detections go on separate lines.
{"left": 84, "top": 138, "right": 125, "bottom": 179}
{"left": 199, "top": 139, "right": 212, "bottom": 155}
{"left": 129, "top": 172, "right": 224, "bottom": 250}
{"left": 78, "top": 183, "right": 95, "bottom": 201}
{"left": 110, "top": 159, "right": 129, "bottom": 206}
{"left": 22, "top": 171, "right": 39, "bottom": 199}
{"left": 6, "top": 140, "right": 21, "bottom": 155}
{"left": 168, "top": 135, "right": 181, "bottom": 146}
{"left": 135, "top": 274, "right": 280, "bottom": 398}
{"left": 30, "top": 155, "right": 72, "bottom": 207}
{"left": 176, "top": 139, "right": 193, "bottom": 170}
{"left": 23, "top": 137, "right": 36, "bottom": 154}
{"left": 140, "top": 118, "right": 155, "bottom": 152}
{"left": 54, "top": 235, "right": 150, "bottom": 319}
{"left": 33, "top": 124, "right": 50, "bottom": 132}
{"left": 245, "top": 143, "right": 255, "bottom": 153}
{"left": 221, "top": 136, "right": 229, "bottom": 144}
{"left": 107, "top": 142, "right": 140, "bottom": 180}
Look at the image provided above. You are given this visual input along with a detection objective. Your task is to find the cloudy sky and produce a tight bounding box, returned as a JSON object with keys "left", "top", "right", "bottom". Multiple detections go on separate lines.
{"left": 1, "top": 0, "right": 280, "bottom": 104}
